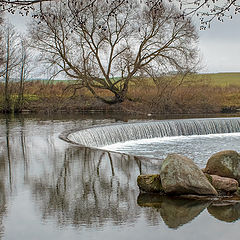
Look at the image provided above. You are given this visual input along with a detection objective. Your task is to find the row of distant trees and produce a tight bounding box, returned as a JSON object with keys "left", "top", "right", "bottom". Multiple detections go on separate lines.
{"left": 0, "top": 0, "right": 239, "bottom": 112}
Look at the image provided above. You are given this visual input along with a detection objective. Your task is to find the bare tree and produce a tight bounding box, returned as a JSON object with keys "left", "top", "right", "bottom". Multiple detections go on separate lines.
{"left": 0, "top": 0, "right": 98, "bottom": 16}
{"left": 0, "top": 23, "right": 21, "bottom": 112}
{"left": 0, "top": 14, "right": 3, "bottom": 65}
{"left": 179, "top": 0, "right": 240, "bottom": 29}
{"left": 15, "top": 38, "right": 30, "bottom": 112}
{"left": 30, "top": 0, "right": 199, "bottom": 104}
{"left": 0, "top": 0, "right": 48, "bottom": 14}
{"left": 1, "top": 0, "right": 239, "bottom": 27}
{"left": 4, "top": 26, "right": 11, "bottom": 112}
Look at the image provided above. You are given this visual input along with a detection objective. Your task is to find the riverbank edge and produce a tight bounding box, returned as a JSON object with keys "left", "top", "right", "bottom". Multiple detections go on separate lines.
{"left": 1, "top": 98, "right": 240, "bottom": 115}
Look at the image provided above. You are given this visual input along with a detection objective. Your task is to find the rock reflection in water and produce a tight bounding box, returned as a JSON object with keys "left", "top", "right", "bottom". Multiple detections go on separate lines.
{"left": 138, "top": 192, "right": 240, "bottom": 227}
{"left": 208, "top": 203, "right": 240, "bottom": 222}
{"left": 138, "top": 193, "right": 210, "bottom": 229}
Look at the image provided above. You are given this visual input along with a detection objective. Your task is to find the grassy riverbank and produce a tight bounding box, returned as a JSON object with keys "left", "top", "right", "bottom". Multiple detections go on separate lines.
{"left": 0, "top": 72, "right": 240, "bottom": 114}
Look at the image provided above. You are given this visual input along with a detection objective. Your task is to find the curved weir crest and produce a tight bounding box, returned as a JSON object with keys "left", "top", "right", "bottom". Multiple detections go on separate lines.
{"left": 67, "top": 118, "right": 240, "bottom": 148}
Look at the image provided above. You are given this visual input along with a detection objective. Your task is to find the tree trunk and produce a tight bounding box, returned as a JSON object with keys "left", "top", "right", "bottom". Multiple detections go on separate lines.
{"left": 4, "top": 29, "right": 11, "bottom": 113}
{"left": 15, "top": 57, "right": 25, "bottom": 112}
{"left": 98, "top": 91, "right": 125, "bottom": 105}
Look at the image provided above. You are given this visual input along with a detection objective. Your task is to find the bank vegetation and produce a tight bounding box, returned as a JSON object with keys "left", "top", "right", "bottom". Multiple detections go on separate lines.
{"left": 0, "top": 74, "right": 239, "bottom": 114}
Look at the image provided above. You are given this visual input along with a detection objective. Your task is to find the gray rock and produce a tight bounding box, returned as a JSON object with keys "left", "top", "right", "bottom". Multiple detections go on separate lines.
{"left": 160, "top": 154, "right": 217, "bottom": 195}
{"left": 205, "top": 150, "right": 240, "bottom": 183}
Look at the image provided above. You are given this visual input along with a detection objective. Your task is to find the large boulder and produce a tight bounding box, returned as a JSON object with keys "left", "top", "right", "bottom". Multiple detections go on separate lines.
{"left": 137, "top": 174, "right": 164, "bottom": 193}
{"left": 160, "top": 154, "right": 217, "bottom": 195}
{"left": 205, "top": 150, "right": 240, "bottom": 183}
{"left": 207, "top": 174, "right": 239, "bottom": 194}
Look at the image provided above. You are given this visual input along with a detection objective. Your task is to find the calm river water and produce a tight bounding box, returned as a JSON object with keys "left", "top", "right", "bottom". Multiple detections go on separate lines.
{"left": 0, "top": 113, "right": 240, "bottom": 240}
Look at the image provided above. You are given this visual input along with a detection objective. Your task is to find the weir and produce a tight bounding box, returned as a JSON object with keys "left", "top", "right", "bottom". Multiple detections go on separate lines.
{"left": 67, "top": 118, "right": 240, "bottom": 148}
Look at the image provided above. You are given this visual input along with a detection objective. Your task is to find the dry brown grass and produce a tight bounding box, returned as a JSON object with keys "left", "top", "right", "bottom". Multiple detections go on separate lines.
{"left": 0, "top": 79, "right": 240, "bottom": 114}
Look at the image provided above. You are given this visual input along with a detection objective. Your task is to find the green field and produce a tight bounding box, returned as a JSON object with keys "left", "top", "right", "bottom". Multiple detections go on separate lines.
{"left": 5, "top": 72, "right": 238, "bottom": 87}
{"left": 198, "top": 72, "right": 240, "bottom": 86}
{"left": 56, "top": 72, "right": 240, "bottom": 87}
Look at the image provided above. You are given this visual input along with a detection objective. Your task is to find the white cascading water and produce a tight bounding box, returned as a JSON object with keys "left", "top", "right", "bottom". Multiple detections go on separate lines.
{"left": 67, "top": 118, "right": 240, "bottom": 148}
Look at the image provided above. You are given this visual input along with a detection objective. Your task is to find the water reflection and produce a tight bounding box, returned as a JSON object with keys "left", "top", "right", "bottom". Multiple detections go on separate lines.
{"left": 138, "top": 194, "right": 210, "bottom": 229}
{"left": 1, "top": 114, "right": 240, "bottom": 240}
{"left": 0, "top": 182, "right": 6, "bottom": 240}
{"left": 208, "top": 203, "right": 240, "bottom": 223}
{"left": 0, "top": 116, "right": 11, "bottom": 239}
{"left": 29, "top": 146, "right": 160, "bottom": 228}
{"left": 137, "top": 194, "right": 240, "bottom": 228}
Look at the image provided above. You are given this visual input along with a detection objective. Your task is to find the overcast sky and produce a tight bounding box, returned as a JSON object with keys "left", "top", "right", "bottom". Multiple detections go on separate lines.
{"left": 197, "top": 14, "right": 240, "bottom": 73}
{"left": 6, "top": 11, "right": 240, "bottom": 74}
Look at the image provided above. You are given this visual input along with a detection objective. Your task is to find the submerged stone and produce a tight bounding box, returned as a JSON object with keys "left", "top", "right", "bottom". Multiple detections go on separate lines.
{"left": 160, "top": 154, "right": 217, "bottom": 196}
{"left": 137, "top": 174, "right": 164, "bottom": 193}
{"left": 205, "top": 150, "right": 240, "bottom": 183}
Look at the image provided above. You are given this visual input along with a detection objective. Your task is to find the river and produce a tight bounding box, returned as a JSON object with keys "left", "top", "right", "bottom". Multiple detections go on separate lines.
{"left": 0, "top": 113, "right": 240, "bottom": 240}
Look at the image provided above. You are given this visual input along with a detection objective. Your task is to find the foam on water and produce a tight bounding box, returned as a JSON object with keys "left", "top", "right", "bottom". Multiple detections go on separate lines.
{"left": 102, "top": 132, "right": 240, "bottom": 150}
{"left": 101, "top": 132, "right": 240, "bottom": 168}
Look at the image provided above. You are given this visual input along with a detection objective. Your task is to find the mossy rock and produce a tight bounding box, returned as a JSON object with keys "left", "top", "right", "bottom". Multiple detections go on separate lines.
{"left": 137, "top": 174, "right": 164, "bottom": 193}
{"left": 204, "top": 173, "right": 213, "bottom": 184}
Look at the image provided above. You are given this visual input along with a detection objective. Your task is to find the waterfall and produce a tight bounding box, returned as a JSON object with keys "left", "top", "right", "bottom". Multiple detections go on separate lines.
{"left": 67, "top": 118, "right": 240, "bottom": 148}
